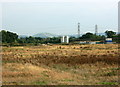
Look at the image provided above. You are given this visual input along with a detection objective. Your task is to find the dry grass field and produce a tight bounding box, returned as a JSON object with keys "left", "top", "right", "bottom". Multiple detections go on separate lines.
{"left": 2, "top": 44, "right": 119, "bottom": 85}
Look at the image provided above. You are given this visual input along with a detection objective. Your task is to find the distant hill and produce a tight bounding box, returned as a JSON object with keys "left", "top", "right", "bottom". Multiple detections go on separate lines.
{"left": 18, "top": 33, "right": 108, "bottom": 39}
{"left": 18, "top": 35, "right": 28, "bottom": 38}
{"left": 97, "top": 33, "right": 106, "bottom": 36}
{"left": 33, "top": 33, "right": 58, "bottom": 38}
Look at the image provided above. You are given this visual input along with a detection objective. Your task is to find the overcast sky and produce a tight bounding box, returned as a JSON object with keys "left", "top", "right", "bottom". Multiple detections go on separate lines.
{"left": 1, "top": 0, "right": 119, "bottom": 36}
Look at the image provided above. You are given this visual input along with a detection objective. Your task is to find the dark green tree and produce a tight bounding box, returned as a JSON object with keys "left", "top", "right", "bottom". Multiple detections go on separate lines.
{"left": 79, "top": 32, "right": 105, "bottom": 41}
{"left": 1, "top": 30, "right": 7, "bottom": 43}
{"left": 105, "top": 30, "right": 116, "bottom": 38}
{"left": 80, "top": 32, "right": 94, "bottom": 40}
{"left": 1, "top": 30, "right": 18, "bottom": 43}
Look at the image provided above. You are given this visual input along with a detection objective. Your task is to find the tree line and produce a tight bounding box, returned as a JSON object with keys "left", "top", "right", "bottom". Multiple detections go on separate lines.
{"left": 1, "top": 30, "right": 61, "bottom": 46}
{"left": 0, "top": 30, "right": 119, "bottom": 46}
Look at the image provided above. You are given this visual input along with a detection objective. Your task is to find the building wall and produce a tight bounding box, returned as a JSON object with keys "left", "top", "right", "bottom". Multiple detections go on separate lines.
{"left": 106, "top": 38, "right": 112, "bottom": 42}
{"left": 61, "top": 36, "right": 65, "bottom": 43}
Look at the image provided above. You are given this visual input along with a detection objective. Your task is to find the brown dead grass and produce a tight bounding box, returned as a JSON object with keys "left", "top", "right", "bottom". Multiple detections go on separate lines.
{"left": 2, "top": 44, "right": 119, "bottom": 85}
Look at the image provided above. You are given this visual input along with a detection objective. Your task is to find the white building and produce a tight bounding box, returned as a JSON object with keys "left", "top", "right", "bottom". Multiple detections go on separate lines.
{"left": 61, "top": 36, "right": 69, "bottom": 43}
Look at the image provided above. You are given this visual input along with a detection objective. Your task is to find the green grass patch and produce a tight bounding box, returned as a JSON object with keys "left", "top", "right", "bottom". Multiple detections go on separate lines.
{"left": 99, "top": 82, "right": 118, "bottom": 85}
{"left": 2, "top": 60, "right": 17, "bottom": 64}
{"left": 32, "top": 81, "right": 47, "bottom": 85}
{"left": 111, "top": 68, "right": 120, "bottom": 70}
{"left": 60, "top": 79, "right": 74, "bottom": 82}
